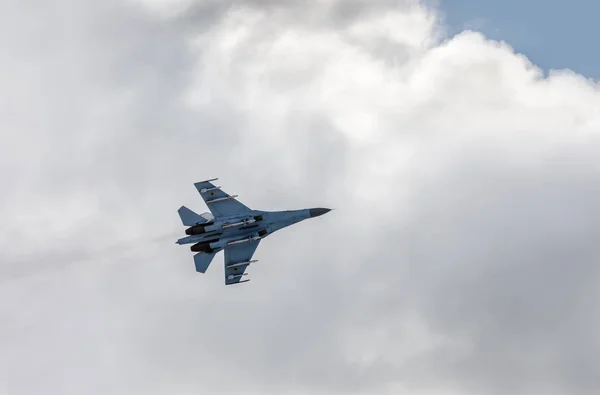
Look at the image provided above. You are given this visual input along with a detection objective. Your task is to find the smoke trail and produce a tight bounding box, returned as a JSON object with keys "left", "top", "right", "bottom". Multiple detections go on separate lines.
{"left": 0, "top": 231, "right": 181, "bottom": 283}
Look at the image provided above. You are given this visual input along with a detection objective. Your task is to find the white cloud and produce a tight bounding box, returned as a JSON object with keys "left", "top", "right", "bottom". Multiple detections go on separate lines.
{"left": 1, "top": 1, "right": 600, "bottom": 395}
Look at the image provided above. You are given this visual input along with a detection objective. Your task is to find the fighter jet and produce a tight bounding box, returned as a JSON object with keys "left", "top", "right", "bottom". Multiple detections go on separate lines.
{"left": 176, "top": 178, "right": 331, "bottom": 285}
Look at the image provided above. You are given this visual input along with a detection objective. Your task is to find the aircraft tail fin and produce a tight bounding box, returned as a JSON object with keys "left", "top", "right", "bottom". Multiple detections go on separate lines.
{"left": 178, "top": 206, "right": 205, "bottom": 226}
{"left": 193, "top": 252, "right": 217, "bottom": 273}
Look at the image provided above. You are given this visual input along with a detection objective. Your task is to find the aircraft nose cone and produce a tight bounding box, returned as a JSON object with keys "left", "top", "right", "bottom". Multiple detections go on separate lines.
{"left": 309, "top": 207, "right": 331, "bottom": 218}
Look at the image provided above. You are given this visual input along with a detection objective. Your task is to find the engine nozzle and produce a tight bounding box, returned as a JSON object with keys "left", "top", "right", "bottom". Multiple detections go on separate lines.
{"left": 190, "top": 242, "right": 213, "bottom": 253}
{"left": 185, "top": 224, "right": 206, "bottom": 235}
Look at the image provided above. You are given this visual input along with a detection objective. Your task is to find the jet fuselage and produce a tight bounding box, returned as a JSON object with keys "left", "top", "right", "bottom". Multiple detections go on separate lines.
{"left": 176, "top": 208, "right": 329, "bottom": 253}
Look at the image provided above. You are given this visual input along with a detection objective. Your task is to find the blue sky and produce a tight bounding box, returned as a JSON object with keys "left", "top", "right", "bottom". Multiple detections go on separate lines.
{"left": 439, "top": 0, "right": 599, "bottom": 80}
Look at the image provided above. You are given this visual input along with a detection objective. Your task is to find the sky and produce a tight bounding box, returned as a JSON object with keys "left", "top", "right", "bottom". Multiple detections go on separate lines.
{"left": 1, "top": 1, "right": 600, "bottom": 395}
{"left": 438, "top": 0, "right": 600, "bottom": 80}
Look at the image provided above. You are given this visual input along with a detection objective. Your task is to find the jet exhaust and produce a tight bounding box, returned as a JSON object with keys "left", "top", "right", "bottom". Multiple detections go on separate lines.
{"left": 185, "top": 224, "right": 206, "bottom": 235}
{"left": 190, "top": 240, "right": 219, "bottom": 253}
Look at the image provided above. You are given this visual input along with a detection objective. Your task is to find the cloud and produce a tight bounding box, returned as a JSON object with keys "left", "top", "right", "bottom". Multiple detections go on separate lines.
{"left": 1, "top": 1, "right": 600, "bottom": 395}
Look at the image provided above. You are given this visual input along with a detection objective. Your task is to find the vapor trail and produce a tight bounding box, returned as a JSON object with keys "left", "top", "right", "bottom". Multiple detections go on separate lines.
{"left": 0, "top": 231, "right": 181, "bottom": 283}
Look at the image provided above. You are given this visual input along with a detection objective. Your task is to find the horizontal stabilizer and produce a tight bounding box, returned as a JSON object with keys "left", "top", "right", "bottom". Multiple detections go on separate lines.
{"left": 193, "top": 252, "right": 217, "bottom": 273}
{"left": 178, "top": 206, "right": 207, "bottom": 226}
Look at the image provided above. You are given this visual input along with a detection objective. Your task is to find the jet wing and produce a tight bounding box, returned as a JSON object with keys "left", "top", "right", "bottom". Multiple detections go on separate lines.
{"left": 223, "top": 239, "right": 260, "bottom": 285}
{"left": 194, "top": 178, "right": 252, "bottom": 219}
